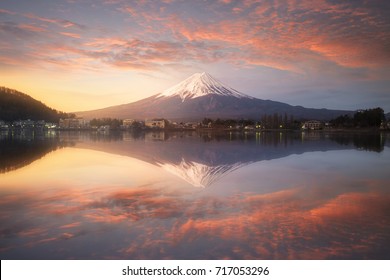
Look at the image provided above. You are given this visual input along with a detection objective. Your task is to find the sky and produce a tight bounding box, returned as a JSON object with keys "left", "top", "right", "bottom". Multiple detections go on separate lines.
{"left": 0, "top": 0, "right": 389, "bottom": 112}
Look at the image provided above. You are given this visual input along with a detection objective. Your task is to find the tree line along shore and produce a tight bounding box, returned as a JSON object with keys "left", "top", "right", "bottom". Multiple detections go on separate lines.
{"left": 1, "top": 108, "right": 388, "bottom": 132}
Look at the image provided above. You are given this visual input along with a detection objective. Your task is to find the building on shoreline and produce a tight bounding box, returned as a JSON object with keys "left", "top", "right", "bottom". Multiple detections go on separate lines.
{"left": 59, "top": 118, "right": 88, "bottom": 129}
{"left": 122, "top": 119, "right": 135, "bottom": 128}
{"left": 0, "top": 119, "right": 54, "bottom": 130}
{"left": 301, "top": 120, "right": 323, "bottom": 130}
{"left": 145, "top": 119, "right": 167, "bottom": 129}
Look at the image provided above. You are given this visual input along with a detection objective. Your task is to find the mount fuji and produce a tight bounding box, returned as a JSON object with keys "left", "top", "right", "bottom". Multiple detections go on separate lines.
{"left": 157, "top": 72, "right": 253, "bottom": 101}
{"left": 77, "top": 72, "right": 351, "bottom": 120}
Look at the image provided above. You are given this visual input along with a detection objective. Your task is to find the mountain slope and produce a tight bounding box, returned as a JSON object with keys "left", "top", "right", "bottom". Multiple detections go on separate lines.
{"left": 0, "top": 86, "right": 70, "bottom": 122}
{"left": 76, "top": 73, "right": 352, "bottom": 121}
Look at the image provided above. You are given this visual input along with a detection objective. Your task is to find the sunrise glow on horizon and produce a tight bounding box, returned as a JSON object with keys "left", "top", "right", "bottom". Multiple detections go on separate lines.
{"left": 1, "top": 0, "right": 389, "bottom": 112}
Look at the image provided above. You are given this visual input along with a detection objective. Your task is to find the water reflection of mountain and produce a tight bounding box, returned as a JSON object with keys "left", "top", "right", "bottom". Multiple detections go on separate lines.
{"left": 77, "top": 131, "right": 388, "bottom": 187}
{"left": 1, "top": 131, "right": 387, "bottom": 186}
{"left": 0, "top": 131, "right": 74, "bottom": 173}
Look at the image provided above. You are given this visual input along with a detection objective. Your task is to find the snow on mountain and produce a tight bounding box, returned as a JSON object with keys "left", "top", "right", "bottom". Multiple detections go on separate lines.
{"left": 157, "top": 72, "right": 253, "bottom": 102}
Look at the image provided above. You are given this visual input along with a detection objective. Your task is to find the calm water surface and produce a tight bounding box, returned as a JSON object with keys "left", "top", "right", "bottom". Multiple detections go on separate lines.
{"left": 0, "top": 130, "right": 389, "bottom": 259}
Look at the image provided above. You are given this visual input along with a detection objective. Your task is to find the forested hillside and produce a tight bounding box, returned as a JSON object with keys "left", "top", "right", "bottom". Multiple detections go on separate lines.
{"left": 0, "top": 87, "right": 72, "bottom": 122}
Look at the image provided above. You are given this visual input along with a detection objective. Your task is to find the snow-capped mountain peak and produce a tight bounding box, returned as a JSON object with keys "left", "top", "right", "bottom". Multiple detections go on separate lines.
{"left": 157, "top": 72, "right": 253, "bottom": 102}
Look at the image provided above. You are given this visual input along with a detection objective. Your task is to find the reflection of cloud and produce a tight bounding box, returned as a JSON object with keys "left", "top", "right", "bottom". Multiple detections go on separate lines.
{"left": 310, "top": 193, "right": 386, "bottom": 219}
{"left": 167, "top": 190, "right": 390, "bottom": 259}
{"left": 81, "top": 186, "right": 188, "bottom": 222}
{"left": 1, "top": 181, "right": 389, "bottom": 259}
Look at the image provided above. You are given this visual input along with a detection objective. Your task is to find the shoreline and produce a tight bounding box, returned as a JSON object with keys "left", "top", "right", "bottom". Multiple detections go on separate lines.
{"left": 1, "top": 127, "right": 389, "bottom": 134}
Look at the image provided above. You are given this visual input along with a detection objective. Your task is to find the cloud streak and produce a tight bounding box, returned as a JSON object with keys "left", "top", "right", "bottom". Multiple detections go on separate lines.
{"left": 24, "top": 13, "right": 85, "bottom": 29}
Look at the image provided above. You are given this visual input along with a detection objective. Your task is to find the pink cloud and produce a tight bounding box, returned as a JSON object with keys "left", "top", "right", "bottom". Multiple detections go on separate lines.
{"left": 1, "top": 0, "right": 388, "bottom": 76}
{"left": 18, "top": 228, "right": 46, "bottom": 237}
{"left": 18, "top": 23, "right": 46, "bottom": 33}
{"left": 0, "top": 8, "right": 16, "bottom": 15}
{"left": 156, "top": 0, "right": 389, "bottom": 71}
{"left": 59, "top": 222, "right": 81, "bottom": 229}
{"left": 60, "top": 32, "right": 81, "bottom": 39}
{"left": 24, "top": 13, "right": 84, "bottom": 29}
{"left": 119, "top": 6, "right": 136, "bottom": 16}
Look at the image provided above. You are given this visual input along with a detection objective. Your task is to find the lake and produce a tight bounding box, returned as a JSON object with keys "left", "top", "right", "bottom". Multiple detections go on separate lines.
{"left": 1, "top": 130, "right": 389, "bottom": 259}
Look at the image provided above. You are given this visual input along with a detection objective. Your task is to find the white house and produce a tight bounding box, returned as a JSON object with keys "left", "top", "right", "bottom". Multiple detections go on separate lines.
{"left": 302, "top": 120, "right": 323, "bottom": 130}
{"left": 145, "top": 119, "right": 166, "bottom": 129}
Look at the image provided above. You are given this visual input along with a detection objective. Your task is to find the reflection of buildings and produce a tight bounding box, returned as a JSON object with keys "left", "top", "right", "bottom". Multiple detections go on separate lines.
{"left": 145, "top": 131, "right": 167, "bottom": 141}
{"left": 0, "top": 120, "right": 8, "bottom": 130}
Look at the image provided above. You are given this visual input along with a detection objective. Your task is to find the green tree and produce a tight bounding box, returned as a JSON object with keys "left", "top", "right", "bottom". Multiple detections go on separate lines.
{"left": 353, "top": 107, "right": 384, "bottom": 127}
{"left": 202, "top": 118, "right": 213, "bottom": 126}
